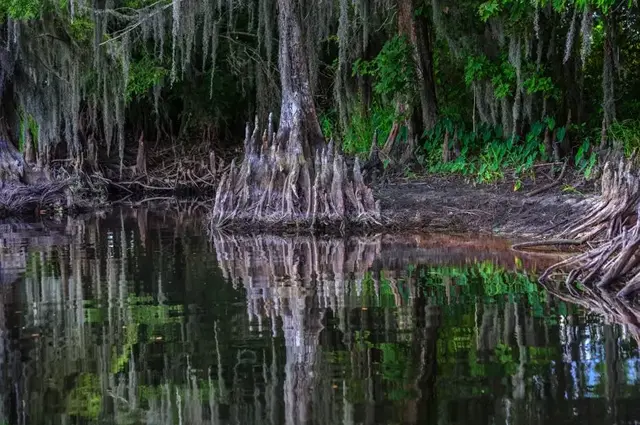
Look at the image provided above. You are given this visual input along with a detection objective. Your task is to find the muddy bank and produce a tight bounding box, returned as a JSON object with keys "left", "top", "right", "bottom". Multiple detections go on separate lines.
{"left": 376, "top": 175, "right": 596, "bottom": 239}
{"left": 1, "top": 167, "right": 596, "bottom": 244}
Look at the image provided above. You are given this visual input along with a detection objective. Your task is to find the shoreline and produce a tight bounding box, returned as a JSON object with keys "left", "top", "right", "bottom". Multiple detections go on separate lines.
{"left": 0, "top": 172, "right": 596, "bottom": 244}
{"left": 375, "top": 174, "right": 595, "bottom": 240}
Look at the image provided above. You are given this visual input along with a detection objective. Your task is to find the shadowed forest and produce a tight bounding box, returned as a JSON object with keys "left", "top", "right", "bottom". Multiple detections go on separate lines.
{"left": 0, "top": 0, "right": 639, "bottom": 192}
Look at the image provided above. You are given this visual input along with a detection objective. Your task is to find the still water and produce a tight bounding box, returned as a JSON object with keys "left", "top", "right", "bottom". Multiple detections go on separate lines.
{"left": 0, "top": 208, "right": 640, "bottom": 425}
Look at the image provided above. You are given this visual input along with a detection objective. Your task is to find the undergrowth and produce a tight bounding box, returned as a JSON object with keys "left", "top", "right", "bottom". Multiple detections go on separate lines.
{"left": 420, "top": 118, "right": 582, "bottom": 186}
{"left": 317, "top": 27, "right": 618, "bottom": 186}
{"left": 320, "top": 103, "right": 395, "bottom": 156}
{"left": 420, "top": 118, "right": 602, "bottom": 185}
{"left": 321, "top": 109, "right": 604, "bottom": 186}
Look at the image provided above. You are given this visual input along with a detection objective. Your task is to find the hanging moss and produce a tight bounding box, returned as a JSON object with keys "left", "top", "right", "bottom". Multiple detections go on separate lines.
{"left": 580, "top": 5, "right": 594, "bottom": 66}
{"left": 564, "top": 6, "right": 578, "bottom": 64}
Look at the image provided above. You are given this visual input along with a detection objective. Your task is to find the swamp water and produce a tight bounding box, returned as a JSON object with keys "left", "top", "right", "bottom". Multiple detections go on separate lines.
{"left": 0, "top": 208, "right": 639, "bottom": 425}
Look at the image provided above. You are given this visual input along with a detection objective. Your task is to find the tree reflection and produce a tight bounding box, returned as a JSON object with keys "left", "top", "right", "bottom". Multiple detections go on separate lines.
{"left": 0, "top": 211, "right": 638, "bottom": 424}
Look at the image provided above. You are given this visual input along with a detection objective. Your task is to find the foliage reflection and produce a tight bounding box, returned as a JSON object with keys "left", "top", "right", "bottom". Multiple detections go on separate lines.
{"left": 0, "top": 210, "right": 638, "bottom": 425}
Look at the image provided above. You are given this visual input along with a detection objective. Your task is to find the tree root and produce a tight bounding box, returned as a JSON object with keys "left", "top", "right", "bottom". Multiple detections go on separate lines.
{"left": 525, "top": 160, "right": 567, "bottom": 197}
{"left": 100, "top": 140, "right": 227, "bottom": 194}
{"left": 558, "top": 156, "right": 640, "bottom": 241}
{"left": 540, "top": 155, "right": 640, "bottom": 300}
{"left": 511, "top": 238, "right": 584, "bottom": 253}
{"left": 209, "top": 113, "right": 381, "bottom": 230}
{"left": 0, "top": 175, "right": 105, "bottom": 216}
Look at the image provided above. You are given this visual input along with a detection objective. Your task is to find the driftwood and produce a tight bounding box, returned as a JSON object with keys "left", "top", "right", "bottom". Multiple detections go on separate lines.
{"left": 540, "top": 156, "right": 640, "bottom": 299}
{"left": 102, "top": 141, "right": 226, "bottom": 194}
{"left": 525, "top": 160, "right": 567, "bottom": 197}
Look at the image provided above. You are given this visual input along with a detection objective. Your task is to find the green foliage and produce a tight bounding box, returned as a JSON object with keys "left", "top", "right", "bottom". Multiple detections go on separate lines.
{"left": 67, "top": 373, "right": 102, "bottom": 419}
{"left": 574, "top": 138, "right": 598, "bottom": 179}
{"left": 319, "top": 109, "right": 337, "bottom": 142}
{"left": 478, "top": 0, "right": 616, "bottom": 21}
{"left": 494, "top": 343, "right": 517, "bottom": 375}
{"left": 523, "top": 71, "right": 557, "bottom": 99}
{"left": 338, "top": 103, "right": 395, "bottom": 156}
{"left": 608, "top": 120, "right": 640, "bottom": 157}
{"left": 420, "top": 119, "right": 554, "bottom": 184}
{"left": 18, "top": 112, "right": 38, "bottom": 152}
{"left": 334, "top": 35, "right": 414, "bottom": 155}
{"left": 491, "top": 58, "right": 517, "bottom": 99}
{"left": 353, "top": 35, "right": 415, "bottom": 100}
{"left": 69, "top": 16, "right": 94, "bottom": 43}
{"left": 125, "top": 55, "right": 167, "bottom": 104}
{"left": 464, "top": 55, "right": 493, "bottom": 86}
{"left": 123, "top": 0, "right": 167, "bottom": 7}
{"left": 0, "top": 0, "right": 42, "bottom": 20}
{"left": 465, "top": 53, "right": 558, "bottom": 101}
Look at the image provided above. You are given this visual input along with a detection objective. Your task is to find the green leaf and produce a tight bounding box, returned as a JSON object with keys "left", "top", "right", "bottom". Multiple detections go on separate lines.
{"left": 546, "top": 117, "right": 556, "bottom": 131}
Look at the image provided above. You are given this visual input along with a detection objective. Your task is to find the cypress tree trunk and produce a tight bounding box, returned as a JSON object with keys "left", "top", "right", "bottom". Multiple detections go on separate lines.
{"left": 398, "top": 0, "right": 438, "bottom": 131}
{"left": 275, "top": 0, "right": 325, "bottom": 159}
{"left": 0, "top": 85, "right": 25, "bottom": 188}
{"left": 0, "top": 138, "right": 25, "bottom": 188}
{"left": 601, "top": 12, "right": 616, "bottom": 150}
{"left": 210, "top": 0, "right": 380, "bottom": 229}
{"left": 379, "top": 0, "right": 437, "bottom": 169}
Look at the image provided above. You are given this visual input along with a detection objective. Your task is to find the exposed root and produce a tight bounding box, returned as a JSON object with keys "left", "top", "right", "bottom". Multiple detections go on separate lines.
{"left": 99, "top": 139, "right": 227, "bottom": 194}
{"left": 558, "top": 156, "right": 640, "bottom": 241}
{"left": 510, "top": 238, "right": 584, "bottom": 253}
{"left": 0, "top": 138, "right": 108, "bottom": 216}
{"left": 540, "top": 156, "right": 640, "bottom": 300}
{"left": 525, "top": 160, "right": 568, "bottom": 197}
{"left": 0, "top": 182, "right": 67, "bottom": 215}
{"left": 209, "top": 113, "right": 381, "bottom": 230}
{"left": 0, "top": 176, "right": 102, "bottom": 216}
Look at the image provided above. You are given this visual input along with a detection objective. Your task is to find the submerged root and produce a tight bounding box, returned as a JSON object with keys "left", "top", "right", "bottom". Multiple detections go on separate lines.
{"left": 209, "top": 113, "right": 381, "bottom": 230}
{"left": 541, "top": 156, "right": 640, "bottom": 300}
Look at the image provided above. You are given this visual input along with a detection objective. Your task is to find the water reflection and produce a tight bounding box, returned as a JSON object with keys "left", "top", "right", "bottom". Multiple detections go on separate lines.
{"left": 0, "top": 209, "right": 639, "bottom": 424}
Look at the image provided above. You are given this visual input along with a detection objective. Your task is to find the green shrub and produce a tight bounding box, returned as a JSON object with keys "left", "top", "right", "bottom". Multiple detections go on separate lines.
{"left": 420, "top": 119, "right": 556, "bottom": 184}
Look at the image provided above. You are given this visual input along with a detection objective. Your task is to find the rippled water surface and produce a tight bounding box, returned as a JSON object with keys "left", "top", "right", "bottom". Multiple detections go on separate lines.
{"left": 1, "top": 208, "right": 640, "bottom": 425}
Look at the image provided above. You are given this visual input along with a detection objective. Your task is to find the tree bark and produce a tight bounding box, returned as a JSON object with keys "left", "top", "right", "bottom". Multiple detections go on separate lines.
{"left": 0, "top": 77, "right": 24, "bottom": 187}
{"left": 23, "top": 127, "right": 35, "bottom": 166}
{"left": 397, "top": 0, "right": 438, "bottom": 132}
{"left": 0, "top": 138, "right": 25, "bottom": 187}
{"left": 602, "top": 12, "right": 616, "bottom": 150}
{"left": 377, "top": 0, "right": 437, "bottom": 170}
{"left": 210, "top": 0, "right": 380, "bottom": 228}
{"left": 135, "top": 132, "right": 147, "bottom": 177}
{"left": 276, "top": 0, "right": 324, "bottom": 156}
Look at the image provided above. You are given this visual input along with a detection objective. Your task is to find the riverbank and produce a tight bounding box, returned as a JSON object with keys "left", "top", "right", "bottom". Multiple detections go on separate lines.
{"left": 376, "top": 173, "right": 596, "bottom": 239}
{"left": 0, "top": 165, "right": 596, "bottom": 242}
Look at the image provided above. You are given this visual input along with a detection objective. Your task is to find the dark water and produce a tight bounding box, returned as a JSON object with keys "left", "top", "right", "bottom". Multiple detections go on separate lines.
{"left": 0, "top": 208, "right": 640, "bottom": 425}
